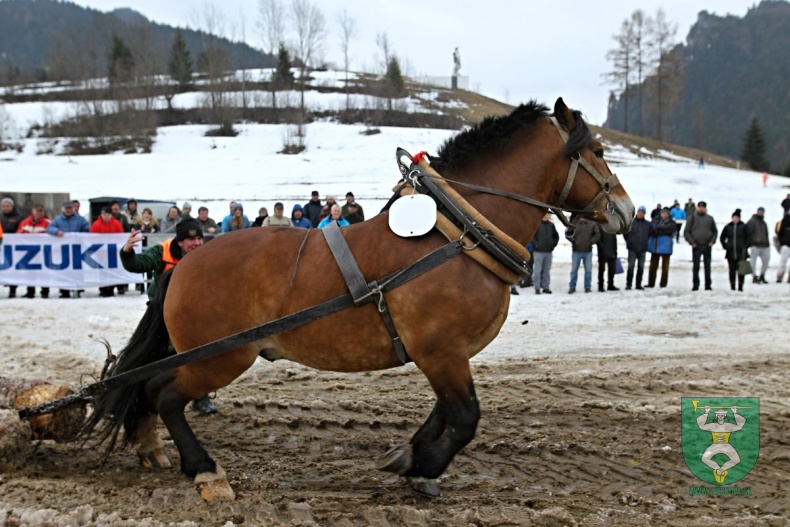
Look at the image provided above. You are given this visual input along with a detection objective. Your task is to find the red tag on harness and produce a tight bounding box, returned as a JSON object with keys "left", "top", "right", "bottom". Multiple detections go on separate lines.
{"left": 412, "top": 151, "right": 428, "bottom": 164}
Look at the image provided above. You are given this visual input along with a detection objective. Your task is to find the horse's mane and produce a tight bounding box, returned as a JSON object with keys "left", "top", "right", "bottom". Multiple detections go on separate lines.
{"left": 431, "top": 101, "right": 592, "bottom": 172}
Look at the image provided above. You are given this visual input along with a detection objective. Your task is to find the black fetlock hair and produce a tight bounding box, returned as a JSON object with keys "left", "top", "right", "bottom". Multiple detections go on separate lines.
{"left": 79, "top": 270, "right": 175, "bottom": 460}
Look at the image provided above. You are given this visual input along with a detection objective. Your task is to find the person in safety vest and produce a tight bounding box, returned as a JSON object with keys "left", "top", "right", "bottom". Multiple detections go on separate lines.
{"left": 119, "top": 219, "right": 218, "bottom": 415}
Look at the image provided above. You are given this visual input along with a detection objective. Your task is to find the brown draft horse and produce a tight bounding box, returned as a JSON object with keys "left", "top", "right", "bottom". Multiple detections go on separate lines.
{"left": 82, "top": 98, "right": 634, "bottom": 501}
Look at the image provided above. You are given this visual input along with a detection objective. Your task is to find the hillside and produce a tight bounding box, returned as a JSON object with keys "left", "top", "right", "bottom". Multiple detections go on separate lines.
{"left": 0, "top": 0, "right": 272, "bottom": 83}
{"left": 605, "top": 0, "right": 790, "bottom": 173}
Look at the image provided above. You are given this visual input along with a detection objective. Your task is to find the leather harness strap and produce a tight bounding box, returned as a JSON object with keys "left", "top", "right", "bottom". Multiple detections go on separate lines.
{"left": 323, "top": 221, "right": 410, "bottom": 364}
{"left": 323, "top": 221, "right": 370, "bottom": 305}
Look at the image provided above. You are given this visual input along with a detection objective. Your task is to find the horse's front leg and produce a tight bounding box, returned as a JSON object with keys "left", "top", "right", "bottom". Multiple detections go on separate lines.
{"left": 379, "top": 357, "right": 480, "bottom": 497}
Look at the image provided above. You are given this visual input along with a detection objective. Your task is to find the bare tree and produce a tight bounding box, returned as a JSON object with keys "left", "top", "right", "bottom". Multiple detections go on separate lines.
{"left": 290, "top": 0, "right": 327, "bottom": 116}
{"left": 337, "top": 9, "right": 357, "bottom": 111}
{"left": 647, "top": 8, "right": 681, "bottom": 141}
{"left": 191, "top": 2, "right": 237, "bottom": 136}
{"left": 630, "top": 10, "right": 651, "bottom": 136}
{"left": 375, "top": 32, "right": 392, "bottom": 73}
{"left": 604, "top": 17, "right": 635, "bottom": 133}
{"left": 235, "top": 9, "right": 250, "bottom": 113}
{"left": 257, "top": 0, "right": 286, "bottom": 110}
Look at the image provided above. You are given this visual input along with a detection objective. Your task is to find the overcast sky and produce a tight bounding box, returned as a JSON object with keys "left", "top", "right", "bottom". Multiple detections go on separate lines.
{"left": 71, "top": 0, "right": 757, "bottom": 125}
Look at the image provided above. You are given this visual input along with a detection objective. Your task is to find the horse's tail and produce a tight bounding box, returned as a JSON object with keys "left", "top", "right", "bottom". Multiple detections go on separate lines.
{"left": 80, "top": 270, "right": 175, "bottom": 459}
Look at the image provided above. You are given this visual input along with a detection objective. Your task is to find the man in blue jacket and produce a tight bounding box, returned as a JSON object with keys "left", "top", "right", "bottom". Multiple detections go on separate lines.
{"left": 47, "top": 201, "right": 91, "bottom": 298}
{"left": 623, "top": 206, "right": 651, "bottom": 290}
{"left": 646, "top": 208, "right": 676, "bottom": 288}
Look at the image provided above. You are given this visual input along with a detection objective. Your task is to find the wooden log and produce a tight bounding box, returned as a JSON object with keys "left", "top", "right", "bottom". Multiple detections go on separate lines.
{"left": 0, "top": 377, "right": 86, "bottom": 443}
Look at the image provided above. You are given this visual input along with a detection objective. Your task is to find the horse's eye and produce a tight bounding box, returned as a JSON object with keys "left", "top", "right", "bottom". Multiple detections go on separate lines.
{"left": 594, "top": 149, "right": 604, "bottom": 158}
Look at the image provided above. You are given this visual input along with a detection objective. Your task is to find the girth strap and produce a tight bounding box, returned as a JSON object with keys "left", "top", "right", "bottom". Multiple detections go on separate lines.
{"left": 323, "top": 221, "right": 371, "bottom": 305}
{"left": 323, "top": 221, "right": 410, "bottom": 364}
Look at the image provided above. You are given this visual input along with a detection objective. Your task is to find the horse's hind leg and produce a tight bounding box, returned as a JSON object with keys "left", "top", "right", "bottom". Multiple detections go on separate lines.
{"left": 134, "top": 413, "right": 172, "bottom": 469}
{"left": 145, "top": 372, "right": 235, "bottom": 502}
{"left": 379, "top": 358, "right": 480, "bottom": 496}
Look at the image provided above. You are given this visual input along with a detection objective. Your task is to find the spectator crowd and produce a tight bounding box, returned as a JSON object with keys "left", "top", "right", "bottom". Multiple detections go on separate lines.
{"left": 2, "top": 191, "right": 790, "bottom": 299}
{"left": 507, "top": 194, "right": 790, "bottom": 296}
{"left": 0, "top": 191, "right": 367, "bottom": 298}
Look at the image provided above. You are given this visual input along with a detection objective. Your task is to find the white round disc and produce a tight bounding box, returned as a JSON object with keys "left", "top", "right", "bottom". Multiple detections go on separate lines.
{"left": 388, "top": 194, "right": 437, "bottom": 237}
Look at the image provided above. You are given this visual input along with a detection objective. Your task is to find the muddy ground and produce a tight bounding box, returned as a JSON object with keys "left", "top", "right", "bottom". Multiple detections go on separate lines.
{"left": 1, "top": 351, "right": 787, "bottom": 527}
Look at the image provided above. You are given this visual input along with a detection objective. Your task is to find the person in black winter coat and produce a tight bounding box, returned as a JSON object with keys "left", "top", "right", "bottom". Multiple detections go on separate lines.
{"left": 596, "top": 228, "right": 619, "bottom": 291}
{"left": 303, "top": 191, "right": 324, "bottom": 227}
{"left": 623, "top": 205, "right": 651, "bottom": 290}
{"left": 746, "top": 206, "right": 770, "bottom": 283}
{"left": 530, "top": 213, "right": 560, "bottom": 294}
{"left": 720, "top": 209, "right": 751, "bottom": 291}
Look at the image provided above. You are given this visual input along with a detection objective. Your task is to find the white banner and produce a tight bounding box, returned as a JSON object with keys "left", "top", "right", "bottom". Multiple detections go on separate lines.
{"left": 0, "top": 233, "right": 144, "bottom": 287}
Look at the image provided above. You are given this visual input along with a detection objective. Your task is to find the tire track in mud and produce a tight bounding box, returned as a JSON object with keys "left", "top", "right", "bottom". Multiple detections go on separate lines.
{"left": 1, "top": 354, "right": 787, "bottom": 526}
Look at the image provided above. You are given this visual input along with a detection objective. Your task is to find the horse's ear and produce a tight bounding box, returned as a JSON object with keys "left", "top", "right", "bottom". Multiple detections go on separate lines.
{"left": 553, "top": 97, "right": 575, "bottom": 130}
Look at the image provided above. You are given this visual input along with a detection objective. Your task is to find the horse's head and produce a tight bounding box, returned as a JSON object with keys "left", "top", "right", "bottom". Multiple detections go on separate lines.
{"left": 551, "top": 97, "right": 634, "bottom": 235}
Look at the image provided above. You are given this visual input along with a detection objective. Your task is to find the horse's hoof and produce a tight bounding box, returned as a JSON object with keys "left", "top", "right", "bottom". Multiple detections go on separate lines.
{"left": 410, "top": 478, "right": 442, "bottom": 498}
{"left": 138, "top": 449, "right": 172, "bottom": 469}
{"left": 194, "top": 465, "right": 235, "bottom": 502}
{"left": 376, "top": 443, "right": 412, "bottom": 475}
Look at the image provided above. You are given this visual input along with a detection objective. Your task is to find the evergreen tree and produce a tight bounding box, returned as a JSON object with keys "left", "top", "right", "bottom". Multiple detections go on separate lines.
{"left": 741, "top": 117, "right": 769, "bottom": 172}
{"left": 108, "top": 34, "right": 134, "bottom": 87}
{"left": 385, "top": 56, "right": 404, "bottom": 96}
{"left": 168, "top": 29, "right": 193, "bottom": 92}
{"left": 273, "top": 43, "right": 293, "bottom": 86}
{"left": 383, "top": 55, "right": 405, "bottom": 113}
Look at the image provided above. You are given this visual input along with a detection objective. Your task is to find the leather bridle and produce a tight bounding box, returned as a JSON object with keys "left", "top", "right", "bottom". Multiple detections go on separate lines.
{"left": 396, "top": 116, "right": 622, "bottom": 239}
{"left": 547, "top": 117, "right": 621, "bottom": 237}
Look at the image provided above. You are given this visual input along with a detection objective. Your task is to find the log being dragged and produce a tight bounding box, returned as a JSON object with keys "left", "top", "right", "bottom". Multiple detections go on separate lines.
{"left": 0, "top": 377, "right": 86, "bottom": 443}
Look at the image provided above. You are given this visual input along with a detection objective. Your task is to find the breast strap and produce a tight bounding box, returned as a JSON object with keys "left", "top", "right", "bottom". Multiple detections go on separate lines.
{"left": 323, "top": 221, "right": 410, "bottom": 364}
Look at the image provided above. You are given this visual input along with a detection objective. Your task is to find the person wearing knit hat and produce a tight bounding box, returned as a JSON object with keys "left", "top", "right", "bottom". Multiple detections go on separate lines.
{"left": 719, "top": 208, "right": 750, "bottom": 292}
{"left": 181, "top": 202, "right": 193, "bottom": 219}
{"left": 119, "top": 218, "right": 216, "bottom": 414}
{"left": 123, "top": 198, "right": 140, "bottom": 226}
{"left": 646, "top": 207, "right": 676, "bottom": 289}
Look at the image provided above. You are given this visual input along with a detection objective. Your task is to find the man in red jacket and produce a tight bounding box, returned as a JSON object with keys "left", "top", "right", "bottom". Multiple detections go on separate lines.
{"left": 17, "top": 204, "right": 52, "bottom": 298}
{"left": 91, "top": 207, "right": 124, "bottom": 297}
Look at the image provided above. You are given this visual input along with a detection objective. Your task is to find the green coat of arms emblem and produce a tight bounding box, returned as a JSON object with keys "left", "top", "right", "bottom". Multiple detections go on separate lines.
{"left": 682, "top": 398, "right": 759, "bottom": 485}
